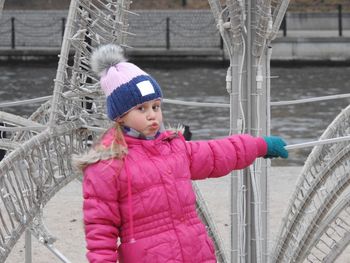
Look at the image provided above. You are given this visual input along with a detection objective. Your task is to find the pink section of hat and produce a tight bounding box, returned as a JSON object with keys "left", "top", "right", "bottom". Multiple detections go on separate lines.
{"left": 100, "top": 62, "right": 149, "bottom": 96}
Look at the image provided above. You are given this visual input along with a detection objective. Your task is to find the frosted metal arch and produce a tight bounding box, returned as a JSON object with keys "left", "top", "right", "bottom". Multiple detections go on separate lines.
{"left": 271, "top": 104, "right": 350, "bottom": 262}
{"left": 301, "top": 191, "right": 350, "bottom": 262}
{"left": 0, "top": 0, "right": 228, "bottom": 262}
{"left": 2, "top": 0, "right": 350, "bottom": 262}
{"left": 0, "top": 121, "right": 94, "bottom": 262}
{"left": 0, "top": 0, "right": 132, "bottom": 261}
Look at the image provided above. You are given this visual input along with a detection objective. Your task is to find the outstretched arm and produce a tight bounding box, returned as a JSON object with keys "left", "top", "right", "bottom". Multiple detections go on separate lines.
{"left": 186, "top": 134, "right": 267, "bottom": 180}
{"left": 83, "top": 160, "right": 121, "bottom": 263}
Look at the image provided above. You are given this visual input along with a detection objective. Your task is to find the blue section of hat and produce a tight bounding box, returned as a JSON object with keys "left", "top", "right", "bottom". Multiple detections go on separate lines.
{"left": 106, "top": 75, "right": 163, "bottom": 120}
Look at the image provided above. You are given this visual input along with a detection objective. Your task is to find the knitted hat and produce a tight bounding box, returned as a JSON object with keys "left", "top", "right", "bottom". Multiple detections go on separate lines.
{"left": 91, "top": 44, "right": 163, "bottom": 120}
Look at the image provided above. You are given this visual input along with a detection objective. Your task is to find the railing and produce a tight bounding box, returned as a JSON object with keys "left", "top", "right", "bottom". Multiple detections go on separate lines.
{"left": 281, "top": 4, "right": 350, "bottom": 37}
{"left": 125, "top": 12, "right": 222, "bottom": 49}
{"left": 0, "top": 8, "right": 349, "bottom": 50}
{"left": 3, "top": 17, "right": 66, "bottom": 49}
{"left": 0, "top": 11, "right": 223, "bottom": 50}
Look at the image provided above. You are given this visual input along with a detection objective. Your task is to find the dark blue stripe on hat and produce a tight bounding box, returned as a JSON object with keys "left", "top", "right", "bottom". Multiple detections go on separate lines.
{"left": 106, "top": 75, "right": 163, "bottom": 120}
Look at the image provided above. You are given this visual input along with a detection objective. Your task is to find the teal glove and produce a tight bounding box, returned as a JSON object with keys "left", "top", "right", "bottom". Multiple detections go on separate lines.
{"left": 263, "top": 136, "right": 288, "bottom": 159}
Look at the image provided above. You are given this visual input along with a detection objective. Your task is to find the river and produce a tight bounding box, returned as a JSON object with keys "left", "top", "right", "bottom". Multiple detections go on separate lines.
{"left": 1, "top": 61, "right": 349, "bottom": 166}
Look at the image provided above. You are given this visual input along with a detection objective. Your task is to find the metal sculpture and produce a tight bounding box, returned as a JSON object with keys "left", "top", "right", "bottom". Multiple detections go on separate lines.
{"left": 1, "top": 0, "right": 350, "bottom": 263}
{"left": 0, "top": 0, "right": 132, "bottom": 261}
{"left": 271, "top": 104, "right": 350, "bottom": 262}
{"left": 208, "top": 0, "right": 290, "bottom": 262}
{"left": 0, "top": 0, "right": 226, "bottom": 262}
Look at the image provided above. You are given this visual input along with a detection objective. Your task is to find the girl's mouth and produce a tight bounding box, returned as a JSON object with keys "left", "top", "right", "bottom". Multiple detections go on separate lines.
{"left": 150, "top": 123, "right": 159, "bottom": 129}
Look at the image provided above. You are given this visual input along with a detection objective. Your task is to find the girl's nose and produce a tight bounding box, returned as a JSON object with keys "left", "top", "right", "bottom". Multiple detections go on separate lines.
{"left": 147, "top": 109, "right": 156, "bottom": 120}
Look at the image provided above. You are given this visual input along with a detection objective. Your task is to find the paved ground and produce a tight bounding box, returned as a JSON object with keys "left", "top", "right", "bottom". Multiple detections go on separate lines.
{"left": 5, "top": 166, "right": 349, "bottom": 262}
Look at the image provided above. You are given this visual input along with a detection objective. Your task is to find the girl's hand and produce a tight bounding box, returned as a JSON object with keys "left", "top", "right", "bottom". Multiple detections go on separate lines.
{"left": 263, "top": 136, "right": 288, "bottom": 159}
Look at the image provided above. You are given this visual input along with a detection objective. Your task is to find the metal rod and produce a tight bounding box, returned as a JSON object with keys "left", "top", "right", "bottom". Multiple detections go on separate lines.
{"left": 2, "top": 92, "right": 350, "bottom": 109}
{"left": 0, "top": 96, "right": 52, "bottom": 108}
{"left": 269, "top": 0, "right": 290, "bottom": 40}
{"left": 44, "top": 244, "right": 72, "bottom": 263}
{"left": 11, "top": 17, "right": 15, "bottom": 49}
{"left": 0, "top": 122, "right": 6, "bottom": 161}
{"left": 61, "top": 17, "right": 66, "bottom": 42}
{"left": 48, "top": 0, "right": 79, "bottom": 127}
{"left": 0, "top": 0, "right": 4, "bottom": 17}
{"left": 25, "top": 230, "right": 32, "bottom": 263}
{"left": 338, "top": 4, "right": 342, "bottom": 37}
{"left": 166, "top": 17, "right": 170, "bottom": 50}
{"left": 285, "top": 135, "right": 350, "bottom": 150}
{"left": 262, "top": 45, "right": 273, "bottom": 263}
{"left": 282, "top": 14, "right": 287, "bottom": 37}
{"left": 270, "top": 93, "right": 350, "bottom": 106}
{"left": 230, "top": 56, "right": 243, "bottom": 263}
{"left": 246, "top": 0, "right": 255, "bottom": 261}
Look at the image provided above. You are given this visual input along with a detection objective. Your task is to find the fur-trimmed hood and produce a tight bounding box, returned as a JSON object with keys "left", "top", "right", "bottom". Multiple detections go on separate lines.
{"left": 72, "top": 127, "right": 121, "bottom": 170}
{"left": 73, "top": 125, "right": 185, "bottom": 170}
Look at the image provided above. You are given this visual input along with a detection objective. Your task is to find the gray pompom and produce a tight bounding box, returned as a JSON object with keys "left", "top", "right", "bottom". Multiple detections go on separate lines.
{"left": 90, "top": 44, "right": 126, "bottom": 77}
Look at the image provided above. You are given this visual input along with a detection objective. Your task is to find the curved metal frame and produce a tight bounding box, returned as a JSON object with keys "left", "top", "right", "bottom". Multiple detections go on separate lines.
{"left": 301, "top": 191, "right": 350, "bottom": 262}
{"left": 2, "top": 0, "right": 350, "bottom": 262}
{"left": 0, "top": 121, "right": 93, "bottom": 261}
{"left": 0, "top": 0, "right": 230, "bottom": 262}
{"left": 271, "top": 105, "right": 350, "bottom": 262}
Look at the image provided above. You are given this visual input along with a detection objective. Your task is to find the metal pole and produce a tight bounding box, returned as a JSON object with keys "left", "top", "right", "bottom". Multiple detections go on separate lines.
{"left": 282, "top": 14, "right": 287, "bottom": 37}
{"left": 25, "top": 230, "right": 32, "bottom": 263}
{"left": 0, "top": 0, "right": 4, "bottom": 15}
{"left": 61, "top": 17, "right": 66, "bottom": 42}
{"left": 262, "top": 46, "right": 272, "bottom": 263}
{"left": 11, "top": 17, "right": 15, "bottom": 49}
{"left": 246, "top": 0, "right": 271, "bottom": 261}
{"left": 166, "top": 17, "right": 170, "bottom": 49}
{"left": 231, "top": 54, "right": 243, "bottom": 263}
{"left": 0, "top": 122, "right": 5, "bottom": 161}
{"left": 44, "top": 244, "right": 72, "bottom": 263}
{"left": 338, "top": 4, "right": 342, "bottom": 37}
{"left": 246, "top": 0, "right": 254, "bottom": 262}
{"left": 48, "top": 0, "right": 79, "bottom": 127}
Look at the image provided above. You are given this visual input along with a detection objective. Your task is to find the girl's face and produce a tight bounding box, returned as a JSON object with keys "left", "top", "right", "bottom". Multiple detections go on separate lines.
{"left": 118, "top": 99, "right": 163, "bottom": 137}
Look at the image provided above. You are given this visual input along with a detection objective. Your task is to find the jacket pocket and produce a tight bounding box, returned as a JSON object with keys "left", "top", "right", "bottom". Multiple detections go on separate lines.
{"left": 119, "top": 240, "right": 176, "bottom": 263}
{"left": 144, "top": 241, "right": 176, "bottom": 263}
{"left": 118, "top": 241, "right": 146, "bottom": 263}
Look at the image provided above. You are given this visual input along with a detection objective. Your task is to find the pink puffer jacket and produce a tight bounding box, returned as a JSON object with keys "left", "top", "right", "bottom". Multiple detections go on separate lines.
{"left": 83, "top": 128, "right": 267, "bottom": 263}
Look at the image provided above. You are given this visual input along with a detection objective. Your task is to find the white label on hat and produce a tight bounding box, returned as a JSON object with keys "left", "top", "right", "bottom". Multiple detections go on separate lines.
{"left": 136, "top": 80, "right": 155, "bottom": 96}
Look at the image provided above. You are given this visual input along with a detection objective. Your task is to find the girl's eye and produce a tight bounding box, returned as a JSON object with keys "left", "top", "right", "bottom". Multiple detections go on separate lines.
{"left": 153, "top": 105, "right": 160, "bottom": 111}
{"left": 138, "top": 106, "right": 145, "bottom": 111}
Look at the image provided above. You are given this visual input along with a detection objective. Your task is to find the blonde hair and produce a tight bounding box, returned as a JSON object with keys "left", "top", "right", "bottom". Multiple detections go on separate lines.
{"left": 73, "top": 122, "right": 128, "bottom": 170}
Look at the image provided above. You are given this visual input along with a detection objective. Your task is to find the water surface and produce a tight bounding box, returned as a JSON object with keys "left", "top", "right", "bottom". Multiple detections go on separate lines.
{"left": 1, "top": 61, "right": 349, "bottom": 166}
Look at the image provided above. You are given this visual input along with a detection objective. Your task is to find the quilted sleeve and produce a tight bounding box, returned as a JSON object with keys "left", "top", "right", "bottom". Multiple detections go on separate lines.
{"left": 186, "top": 134, "right": 267, "bottom": 180}
{"left": 83, "top": 160, "right": 122, "bottom": 263}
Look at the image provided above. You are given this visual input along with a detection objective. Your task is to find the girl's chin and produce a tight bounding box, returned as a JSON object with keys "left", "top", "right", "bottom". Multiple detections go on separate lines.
{"left": 144, "top": 129, "right": 159, "bottom": 137}
{"left": 145, "top": 132, "right": 158, "bottom": 137}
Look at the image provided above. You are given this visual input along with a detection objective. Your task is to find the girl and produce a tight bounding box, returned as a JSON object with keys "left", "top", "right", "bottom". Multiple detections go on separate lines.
{"left": 77, "top": 44, "right": 288, "bottom": 263}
